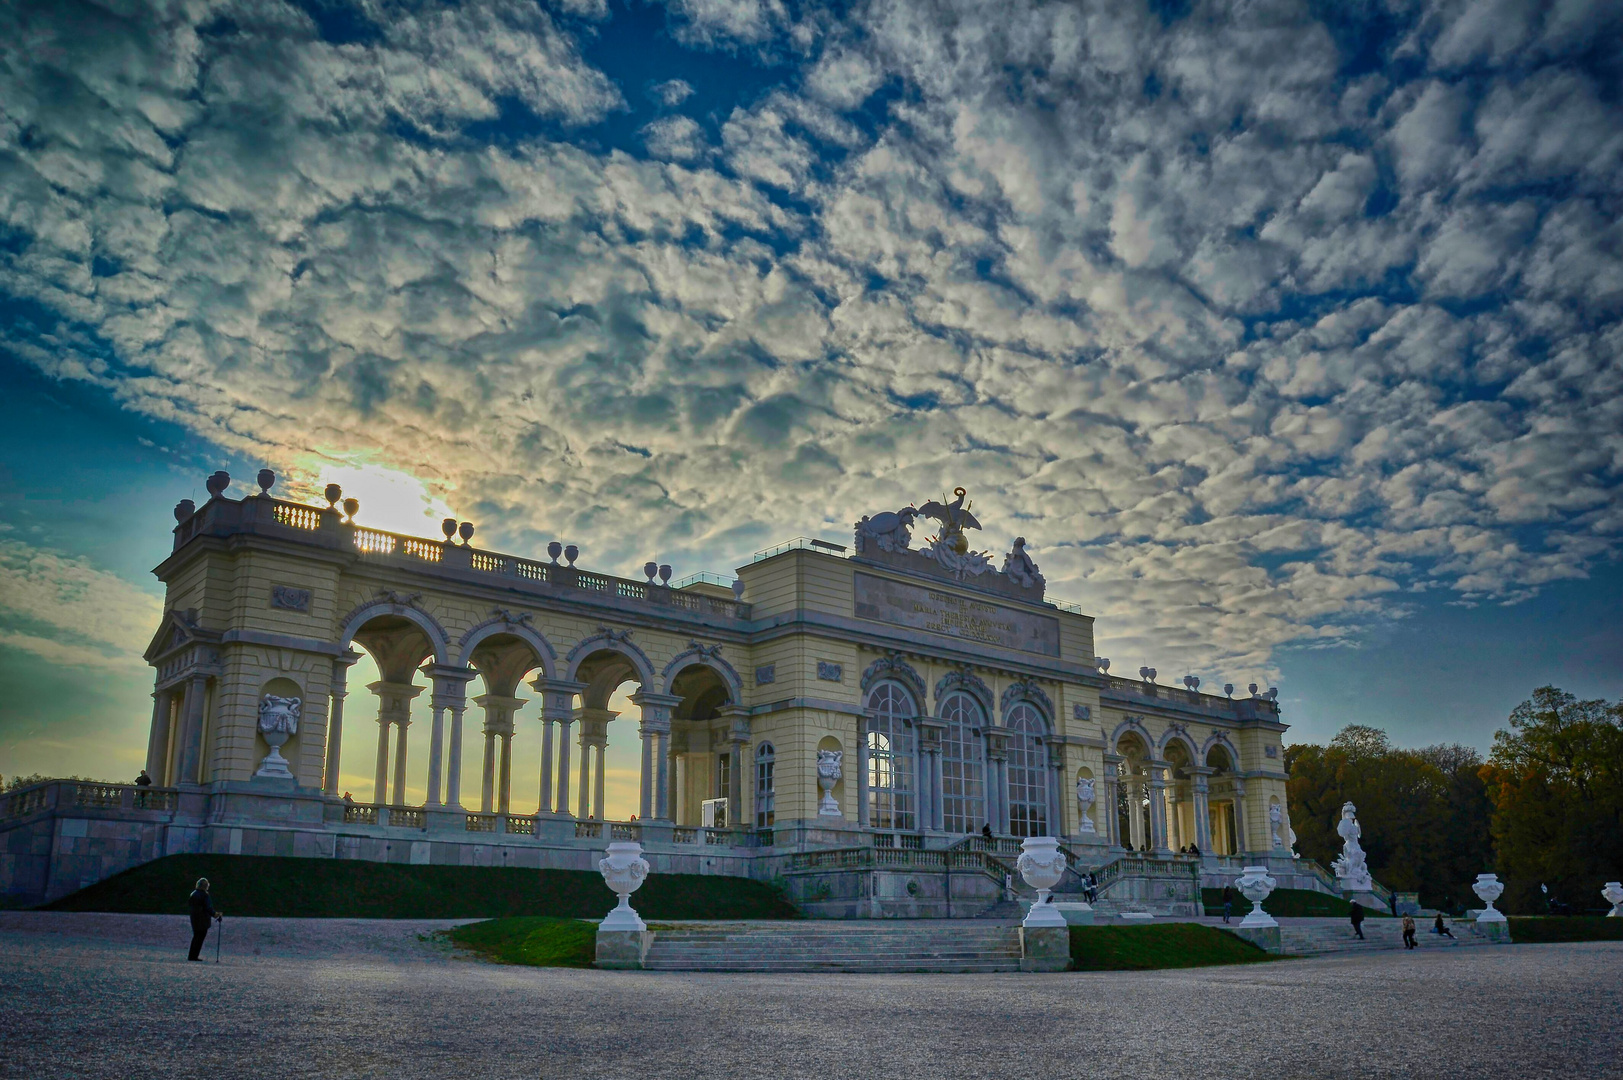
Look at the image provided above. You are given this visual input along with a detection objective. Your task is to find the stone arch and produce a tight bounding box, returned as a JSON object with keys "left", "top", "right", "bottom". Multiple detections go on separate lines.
{"left": 455, "top": 615, "right": 557, "bottom": 679}
{"left": 934, "top": 668, "right": 993, "bottom": 715}
{"left": 1158, "top": 724, "right": 1199, "bottom": 762}
{"left": 564, "top": 627, "right": 656, "bottom": 688}
{"left": 999, "top": 679, "right": 1054, "bottom": 730}
{"left": 660, "top": 642, "right": 742, "bottom": 702}
{"left": 860, "top": 655, "right": 926, "bottom": 704}
{"left": 1111, "top": 716, "right": 1155, "bottom": 757}
{"left": 1202, "top": 731, "right": 1239, "bottom": 770}
{"left": 337, "top": 599, "right": 450, "bottom": 665}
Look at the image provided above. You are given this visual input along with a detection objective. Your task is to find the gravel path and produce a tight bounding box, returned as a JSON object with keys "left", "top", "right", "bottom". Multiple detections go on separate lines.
{"left": 2, "top": 912, "right": 1618, "bottom": 1079}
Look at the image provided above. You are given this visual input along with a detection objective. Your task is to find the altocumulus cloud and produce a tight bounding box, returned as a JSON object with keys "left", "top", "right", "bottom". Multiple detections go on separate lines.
{"left": 1, "top": 0, "right": 1621, "bottom": 682}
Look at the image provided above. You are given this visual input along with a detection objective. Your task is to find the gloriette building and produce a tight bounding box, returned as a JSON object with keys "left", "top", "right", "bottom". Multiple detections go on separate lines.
{"left": 1, "top": 475, "right": 1340, "bottom": 915}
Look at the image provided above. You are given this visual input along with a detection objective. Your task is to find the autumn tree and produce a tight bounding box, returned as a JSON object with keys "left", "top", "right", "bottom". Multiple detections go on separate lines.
{"left": 1482, "top": 686, "right": 1623, "bottom": 914}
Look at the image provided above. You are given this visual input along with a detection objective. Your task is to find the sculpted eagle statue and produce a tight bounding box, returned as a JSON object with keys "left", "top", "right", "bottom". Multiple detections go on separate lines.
{"left": 918, "top": 487, "right": 981, "bottom": 555}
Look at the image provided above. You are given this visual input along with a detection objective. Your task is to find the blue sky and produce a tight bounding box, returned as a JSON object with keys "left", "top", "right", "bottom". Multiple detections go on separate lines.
{"left": 2, "top": 0, "right": 1621, "bottom": 796}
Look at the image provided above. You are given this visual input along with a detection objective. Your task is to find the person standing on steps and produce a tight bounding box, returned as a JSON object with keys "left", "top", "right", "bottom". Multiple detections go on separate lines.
{"left": 188, "top": 877, "right": 221, "bottom": 962}
{"left": 1221, "top": 884, "right": 1234, "bottom": 924}
{"left": 1349, "top": 899, "right": 1366, "bottom": 940}
{"left": 1401, "top": 913, "right": 1417, "bottom": 949}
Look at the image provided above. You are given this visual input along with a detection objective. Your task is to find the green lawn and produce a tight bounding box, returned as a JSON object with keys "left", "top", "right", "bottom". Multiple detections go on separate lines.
{"left": 1506, "top": 917, "right": 1623, "bottom": 944}
{"left": 442, "top": 917, "right": 598, "bottom": 966}
{"left": 1069, "top": 923, "right": 1277, "bottom": 970}
{"left": 1202, "top": 886, "right": 1387, "bottom": 918}
{"left": 43, "top": 854, "right": 799, "bottom": 920}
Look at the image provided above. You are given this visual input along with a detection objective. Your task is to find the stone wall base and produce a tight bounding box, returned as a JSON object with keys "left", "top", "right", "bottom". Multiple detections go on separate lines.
{"left": 1224, "top": 924, "right": 1283, "bottom": 954}
{"left": 595, "top": 929, "right": 654, "bottom": 969}
{"left": 1019, "top": 925, "right": 1072, "bottom": 972}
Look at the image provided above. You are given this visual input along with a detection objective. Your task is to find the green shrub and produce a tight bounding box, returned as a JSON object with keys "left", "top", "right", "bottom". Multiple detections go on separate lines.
{"left": 1506, "top": 917, "right": 1623, "bottom": 944}
{"left": 442, "top": 917, "right": 597, "bottom": 966}
{"left": 44, "top": 854, "right": 799, "bottom": 920}
{"left": 1069, "top": 923, "right": 1276, "bottom": 970}
{"left": 1202, "top": 886, "right": 1388, "bottom": 918}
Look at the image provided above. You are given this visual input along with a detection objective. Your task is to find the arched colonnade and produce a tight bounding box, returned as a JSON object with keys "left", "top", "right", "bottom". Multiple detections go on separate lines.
{"left": 326, "top": 601, "right": 742, "bottom": 822}
{"left": 1103, "top": 721, "right": 1247, "bottom": 854}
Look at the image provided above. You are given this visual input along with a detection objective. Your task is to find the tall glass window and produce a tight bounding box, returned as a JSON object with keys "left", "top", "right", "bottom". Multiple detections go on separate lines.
{"left": 865, "top": 683, "right": 916, "bottom": 830}
{"left": 755, "top": 742, "right": 775, "bottom": 828}
{"left": 1004, "top": 702, "right": 1048, "bottom": 837}
{"left": 939, "top": 692, "right": 986, "bottom": 834}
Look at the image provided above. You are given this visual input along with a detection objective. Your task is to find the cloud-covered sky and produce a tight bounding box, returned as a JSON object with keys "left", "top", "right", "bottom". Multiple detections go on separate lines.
{"left": 2, "top": 0, "right": 1621, "bottom": 795}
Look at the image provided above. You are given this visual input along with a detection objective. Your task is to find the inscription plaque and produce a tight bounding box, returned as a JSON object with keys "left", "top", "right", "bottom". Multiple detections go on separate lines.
{"left": 853, "top": 572, "right": 1060, "bottom": 657}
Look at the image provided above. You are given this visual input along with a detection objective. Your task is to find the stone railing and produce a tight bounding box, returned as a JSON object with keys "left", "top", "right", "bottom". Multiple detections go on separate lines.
{"left": 174, "top": 494, "right": 752, "bottom": 621}
{"left": 787, "top": 846, "right": 988, "bottom": 873}
{"left": 387, "top": 807, "right": 426, "bottom": 830}
{"left": 0, "top": 785, "right": 52, "bottom": 819}
{"left": 505, "top": 816, "right": 535, "bottom": 835}
{"left": 575, "top": 820, "right": 604, "bottom": 839}
{"left": 945, "top": 834, "right": 1022, "bottom": 857}
{"left": 465, "top": 813, "right": 497, "bottom": 833}
{"left": 342, "top": 803, "right": 380, "bottom": 825}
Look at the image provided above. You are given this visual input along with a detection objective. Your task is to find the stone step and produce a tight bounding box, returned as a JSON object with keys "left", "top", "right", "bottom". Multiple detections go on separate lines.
{"left": 638, "top": 922, "right": 1026, "bottom": 972}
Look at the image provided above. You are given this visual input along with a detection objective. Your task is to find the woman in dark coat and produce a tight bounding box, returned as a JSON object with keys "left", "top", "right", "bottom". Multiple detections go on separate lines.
{"left": 188, "top": 878, "right": 221, "bottom": 961}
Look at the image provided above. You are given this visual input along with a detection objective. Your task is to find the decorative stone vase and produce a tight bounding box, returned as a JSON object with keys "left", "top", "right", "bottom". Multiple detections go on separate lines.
{"left": 1017, "top": 836, "right": 1069, "bottom": 928}
{"left": 206, "top": 470, "right": 230, "bottom": 498}
{"left": 1602, "top": 881, "right": 1623, "bottom": 918}
{"left": 256, "top": 469, "right": 275, "bottom": 495}
{"left": 816, "top": 750, "right": 843, "bottom": 817}
{"left": 597, "top": 841, "right": 651, "bottom": 931}
{"left": 1472, "top": 873, "right": 1507, "bottom": 922}
{"left": 255, "top": 695, "right": 302, "bottom": 779}
{"left": 1235, "top": 865, "right": 1278, "bottom": 928}
{"left": 1075, "top": 776, "right": 1097, "bottom": 834}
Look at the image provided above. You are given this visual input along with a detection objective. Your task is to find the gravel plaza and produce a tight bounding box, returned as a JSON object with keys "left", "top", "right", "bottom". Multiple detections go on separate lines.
{"left": 2, "top": 913, "right": 1618, "bottom": 1080}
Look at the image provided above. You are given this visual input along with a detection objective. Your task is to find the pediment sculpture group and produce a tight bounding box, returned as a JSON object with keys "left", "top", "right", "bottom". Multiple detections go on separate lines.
{"left": 855, "top": 487, "right": 1045, "bottom": 588}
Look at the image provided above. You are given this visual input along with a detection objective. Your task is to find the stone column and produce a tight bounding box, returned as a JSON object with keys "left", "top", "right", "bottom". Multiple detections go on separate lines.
{"left": 985, "top": 731, "right": 1010, "bottom": 835}
{"left": 1047, "top": 742, "right": 1067, "bottom": 838}
{"left": 392, "top": 720, "right": 410, "bottom": 805}
{"left": 424, "top": 700, "right": 447, "bottom": 807}
{"left": 656, "top": 730, "right": 671, "bottom": 820}
{"left": 919, "top": 721, "right": 945, "bottom": 832}
{"left": 577, "top": 725, "right": 593, "bottom": 820}
{"left": 176, "top": 673, "right": 210, "bottom": 786}
{"left": 424, "top": 666, "right": 474, "bottom": 810}
{"left": 1102, "top": 755, "right": 1122, "bottom": 849}
{"left": 323, "top": 652, "right": 360, "bottom": 796}
{"left": 1190, "top": 767, "right": 1214, "bottom": 852}
{"left": 593, "top": 742, "right": 607, "bottom": 822}
{"left": 497, "top": 732, "right": 514, "bottom": 815}
{"left": 719, "top": 707, "right": 749, "bottom": 829}
{"left": 530, "top": 678, "right": 584, "bottom": 815}
{"left": 474, "top": 694, "right": 523, "bottom": 813}
{"left": 1147, "top": 763, "right": 1170, "bottom": 853}
{"left": 630, "top": 692, "right": 679, "bottom": 822}
{"left": 1232, "top": 778, "right": 1249, "bottom": 854}
{"left": 144, "top": 689, "right": 171, "bottom": 781}
{"left": 368, "top": 681, "right": 421, "bottom": 805}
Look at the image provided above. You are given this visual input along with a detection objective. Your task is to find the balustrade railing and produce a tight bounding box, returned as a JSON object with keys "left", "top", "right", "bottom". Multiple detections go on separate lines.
{"left": 575, "top": 820, "right": 605, "bottom": 839}
{"left": 388, "top": 807, "right": 426, "bottom": 829}
{"left": 465, "top": 813, "right": 497, "bottom": 833}
{"left": 182, "top": 494, "right": 755, "bottom": 620}
{"left": 672, "top": 827, "right": 698, "bottom": 844}
{"left": 610, "top": 822, "right": 641, "bottom": 841}
{"left": 343, "top": 803, "right": 380, "bottom": 825}
{"left": 132, "top": 789, "right": 177, "bottom": 811}
{"left": 505, "top": 816, "right": 535, "bottom": 836}
{"left": 74, "top": 783, "right": 128, "bottom": 809}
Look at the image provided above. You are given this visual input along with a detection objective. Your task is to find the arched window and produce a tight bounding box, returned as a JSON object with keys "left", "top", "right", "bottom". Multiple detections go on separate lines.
{"left": 1004, "top": 702, "right": 1048, "bottom": 837}
{"left": 865, "top": 683, "right": 916, "bottom": 829}
{"left": 939, "top": 692, "right": 986, "bottom": 834}
{"left": 754, "top": 742, "right": 775, "bottom": 828}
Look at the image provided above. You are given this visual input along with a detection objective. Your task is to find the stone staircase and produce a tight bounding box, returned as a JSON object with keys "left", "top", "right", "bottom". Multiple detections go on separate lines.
{"left": 1278, "top": 918, "right": 1496, "bottom": 956}
{"left": 641, "top": 921, "right": 1025, "bottom": 973}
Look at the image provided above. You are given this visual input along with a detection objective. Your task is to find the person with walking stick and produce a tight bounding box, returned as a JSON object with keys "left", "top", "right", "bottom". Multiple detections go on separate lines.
{"left": 188, "top": 877, "right": 222, "bottom": 962}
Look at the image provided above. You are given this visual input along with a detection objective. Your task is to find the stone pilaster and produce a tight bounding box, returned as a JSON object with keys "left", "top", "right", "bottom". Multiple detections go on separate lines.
{"left": 630, "top": 691, "right": 680, "bottom": 822}
{"left": 322, "top": 651, "right": 361, "bottom": 796}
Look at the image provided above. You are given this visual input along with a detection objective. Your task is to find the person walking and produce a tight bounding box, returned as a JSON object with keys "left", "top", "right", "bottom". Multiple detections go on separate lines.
{"left": 188, "top": 877, "right": 221, "bottom": 962}
{"left": 1434, "top": 912, "right": 1455, "bottom": 939}
{"left": 1349, "top": 900, "right": 1366, "bottom": 940}
{"left": 1401, "top": 913, "right": 1417, "bottom": 949}
{"left": 1221, "top": 884, "right": 1234, "bottom": 924}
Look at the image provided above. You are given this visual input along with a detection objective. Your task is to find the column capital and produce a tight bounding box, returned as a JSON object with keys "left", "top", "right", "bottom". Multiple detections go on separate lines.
{"left": 530, "top": 676, "right": 588, "bottom": 696}
{"left": 630, "top": 690, "right": 683, "bottom": 709}
{"left": 335, "top": 649, "right": 363, "bottom": 668}
{"left": 474, "top": 694, "right": 527, "bottom": 734}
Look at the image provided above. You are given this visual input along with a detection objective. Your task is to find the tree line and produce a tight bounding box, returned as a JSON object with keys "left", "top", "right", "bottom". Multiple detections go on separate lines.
{"left": 1287, "top": 686, "right": 1622, "bottom": 915}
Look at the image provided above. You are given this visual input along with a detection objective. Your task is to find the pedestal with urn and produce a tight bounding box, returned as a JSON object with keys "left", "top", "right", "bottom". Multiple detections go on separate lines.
{"left": 594, "top": 841, "right": 654, "bottom": 968}
{"left": 1016, "top": 836, "right": 1072, "bottom": 971}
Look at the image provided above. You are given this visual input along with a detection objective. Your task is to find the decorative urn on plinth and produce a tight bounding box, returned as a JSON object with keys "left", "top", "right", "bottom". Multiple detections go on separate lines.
{"left": 1018, "top": 836, "right": 1069, "bottom": 927}
{"left": 598, "top": 841, "right": 651, "bottom": 931}
{"left": 1602, "top": 881, "right": 1623, "bottom": 918}
{"left": 254, "top": 695, "right": 302, "bottom": 779}
{"left": 1075, "top": 775, "right": 1097, "bottom": 834}
{"left": 816, "top": 750, "right": 843, "bottom": 817}
{"left": 1472, "top": 873, "right": 1507, "bottom": 922}
{"left": 1235, "top": 866, "right": 1279, "bottom": 928}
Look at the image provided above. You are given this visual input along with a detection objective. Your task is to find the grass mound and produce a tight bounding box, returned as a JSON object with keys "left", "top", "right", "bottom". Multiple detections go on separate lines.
{"left": 1202, "top": 886, "right": 1383, "bottom": 918}
{"left": 43, "top": 854, "right": 798, "bottom": 920}
{"left": 1069, "top": 923, "right": 1276, "bottom": 970}
{"left": 443, "top": 917, "right": 597, "bottom": 967}
{"left": 1507, "top": 917, "right": 1623, "bottom": 944}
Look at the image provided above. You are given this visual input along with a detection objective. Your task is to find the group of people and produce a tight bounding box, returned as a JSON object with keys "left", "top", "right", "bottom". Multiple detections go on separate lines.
{"left": 1349, "top": 900, "right": 1456, "bottom": 946}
